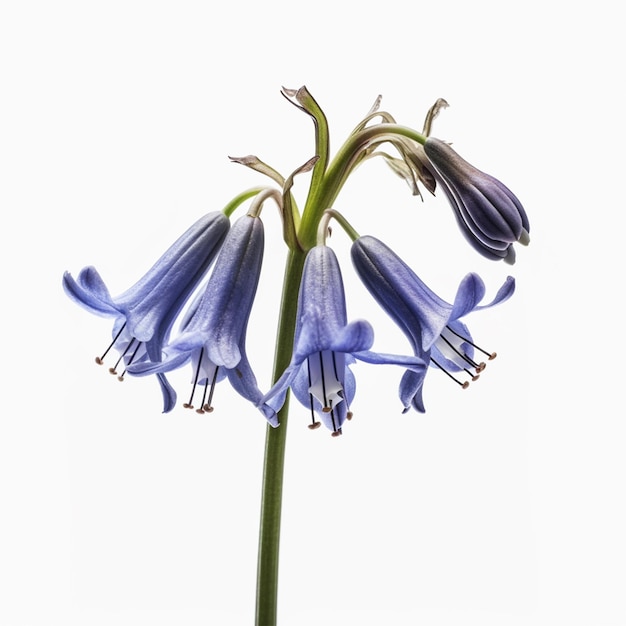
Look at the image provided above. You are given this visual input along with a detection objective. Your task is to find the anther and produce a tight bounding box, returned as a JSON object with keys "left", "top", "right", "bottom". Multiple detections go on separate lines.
{"left": 446, "top": 326, "right": 497, "bottom": 360}
{"left": 346, "top": 411, "right": 353, "bottom": 421}
{"left": 308, "top": 421, "right": 321, "bottom": 430}
{"left": 431, "top": 357, "right": 470, "bottom": 389}
{"left": 331, "top": 428, "right": 343, "bottom": 437}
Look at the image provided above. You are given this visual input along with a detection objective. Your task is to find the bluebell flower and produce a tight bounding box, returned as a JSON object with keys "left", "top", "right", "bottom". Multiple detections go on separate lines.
{"left": 351, "top": 235, "right": 515, "bottom": 413}
{"left": 62, "top": 211, "right": 230, "bottom": 411}
{"left": 263, "top": 245, "right": 426, "bottom": 436}
{"left": 126, "top": 214, "right": 279, "bottom": 426}
{"left": 424, "top": 137, "right": 530, "bottom": 263}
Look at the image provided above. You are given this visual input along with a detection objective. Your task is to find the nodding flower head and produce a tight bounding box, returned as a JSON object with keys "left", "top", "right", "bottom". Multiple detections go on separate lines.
{"left": 62, "top": 210, "right": 230, "bottom": 411}
{"left": 351, "top": 235, "right": 515, "bottom": 413}
{"left": 424, "top": 137, "right": 530, "bottom": 264}
{"left": 126, "top": 214, "right": 279, "bottom": 426}
{"left": 262, "top": 245, "right": 426, "bottom": 436}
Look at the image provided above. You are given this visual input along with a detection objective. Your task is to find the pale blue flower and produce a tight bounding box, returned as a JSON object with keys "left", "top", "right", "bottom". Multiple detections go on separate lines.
{"left": 127, "top": 215, "right": 278, "bottom": 426}
{"left": 62, "top": 211, "right": 230, "bottom": 411}
{"left": 351, "top": 235, "right": 515, "bottom": 413}
{"left": 263, "top": 245, "right": 426, "bottom": 436}
{"left": 424, "top": 137, "right": 530, "bottom": 263}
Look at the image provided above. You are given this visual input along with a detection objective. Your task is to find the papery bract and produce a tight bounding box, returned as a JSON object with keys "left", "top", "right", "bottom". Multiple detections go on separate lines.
{"left": 351, "top": 235, "right": 515, "bottom": 412}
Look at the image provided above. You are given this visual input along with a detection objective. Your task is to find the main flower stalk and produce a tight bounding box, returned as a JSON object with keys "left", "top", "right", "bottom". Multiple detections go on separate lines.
{"left": 255, "top": 248, "right": 305, "bottom": 626}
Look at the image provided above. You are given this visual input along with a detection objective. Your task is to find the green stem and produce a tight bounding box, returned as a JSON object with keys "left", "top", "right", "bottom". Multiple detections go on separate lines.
{"left": 299, "top": 123, "right": 427, "bottom": 249}
{"left": 222, "top": 187, "right": 267, "bottom": 217}
{"left": 255, "top": 248, "right": 306, "bottom": 626}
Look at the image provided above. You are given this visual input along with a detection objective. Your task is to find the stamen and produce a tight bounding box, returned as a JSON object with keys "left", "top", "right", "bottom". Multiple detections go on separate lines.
{"left": 196, "top": 382, "right": 210, "bottom": 414}
{"left": 306, "top": 357, "right": 321, "bottom": 430}
{"left": 331, "top": 428, "right": 343, "bottom": 438}
{"left": 318, "top": 351, "right": 330, "bottom": 410}
{"left": 446, "top": 325, "right": 497, "bottom": 360}
{"left": 439, "top": 333, "right": 483, "bottom": 371}
{"left": 184, "top": 347, "right": 204, "bottom": 409}
{"left": 329, "top": 405, "right": 338, "bottom": 433}
{"left": 201, "top": 366, "right": 219, "bottom": 413}
{"left": 109, "top": 337, "right": 136, "bottom": 376}
{"left": 96, "top": 323, "right": 126, "bottom": 365}
{"left": 431, "top": 357, "right": 470, "bottom": 389}
{"left": 117, "top": 341, "right": 142, "bottom": 381}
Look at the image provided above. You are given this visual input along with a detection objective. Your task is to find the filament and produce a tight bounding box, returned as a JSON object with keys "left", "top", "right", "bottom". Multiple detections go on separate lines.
{"left": 430, "top": 357, "right": 470, "bottom": 389}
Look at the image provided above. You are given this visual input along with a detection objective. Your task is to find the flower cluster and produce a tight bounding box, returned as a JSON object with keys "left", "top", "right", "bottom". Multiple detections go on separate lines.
{"left": 63, "top": 87, "right": 529, "bottom": 436}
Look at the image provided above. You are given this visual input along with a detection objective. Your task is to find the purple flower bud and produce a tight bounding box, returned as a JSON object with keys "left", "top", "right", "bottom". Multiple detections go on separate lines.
{"left": 424, "top": 137, "right": 530, "bottom": 263}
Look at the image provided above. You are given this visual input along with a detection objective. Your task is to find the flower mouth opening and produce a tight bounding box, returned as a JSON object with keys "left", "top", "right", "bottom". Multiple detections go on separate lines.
{"left": 306, "top": 351, "right": 352, "bottom": 437}
{"left": 183, "top": 347, "right": 219, "bottom": 414}
{"left": 432, "top": 325, "right": 497, "bottom": 389}
{"left": 95, "top": 322, "right": 146, "bottom": 382}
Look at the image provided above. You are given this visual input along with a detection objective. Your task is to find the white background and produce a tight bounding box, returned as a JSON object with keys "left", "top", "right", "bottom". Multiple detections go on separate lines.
{"left": 1, "top": 1, "right": 624, "bottom": 625}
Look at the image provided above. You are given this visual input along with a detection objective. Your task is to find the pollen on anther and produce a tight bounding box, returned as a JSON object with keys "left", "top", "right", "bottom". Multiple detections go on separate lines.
{"left": 95, "top": 357, "right": 104, "bottom": 365}
{"left": 202, "top": 404, "right": 214, "bottom": 413}
{"left": 108, "top": 367, "right": 117, "bottom": 375}
{"left": 195, "top": 408, "right": 205, "bottom": 415}
{"left": 308, "top": 422, "right": 321, "bottom": 430}
{"left": 488, "top": 352, "right": 497, "bottom": 360}
{"left": 117, "top": 375, "right": 125, "bottom": 382}
{"left": 331, "top": 428, "right": 343, "bottom": 437}
{"left": 183, "top": 403, "right": 194, "bottom": 409}
{"left": 346, "top": 411, "right": 353, "bottom": 421}
{"left": 322, "top": 406, "right": 332, "bottom": 413}
{"left": 461, "top": 381, "right": 470, "bottom": 389}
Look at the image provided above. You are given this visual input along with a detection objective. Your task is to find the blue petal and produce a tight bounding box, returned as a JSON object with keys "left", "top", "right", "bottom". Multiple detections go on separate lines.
{"left": 128, "top": 348, "right": 192, "bottom": 377}
{"left": 449, "top": 273, "right": 486, "bottom": 320}
{"left": 118, "top": 211, "right": 230, "bottom": 343}
{"left": 185, "top": 215, "right": 265, "bottom": 369}
{"left": 351, "top": 236, "right": 450, "bottom": 352}
{"left": 293, "top": 246, "right": 348, "bottom": 347}
{"left": 225, "top": 345, "right": 279, "bottom": 427}
{"left": 62, "top": 267, "right": 119, "bottom": 316}
{"left": 156, "top": 373, "right": 177, "bottom": 413}
{"left": 354, "top": 350, "right": 427, "bottom": 374}
{"left": 475, "top": 275, "right": 516, "bottom": 310}
{"left": 399, "top": 369, "right": 427, "bottom": 413}
{"left": 298, "top": 319, "right": 374, "bottom": 359}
